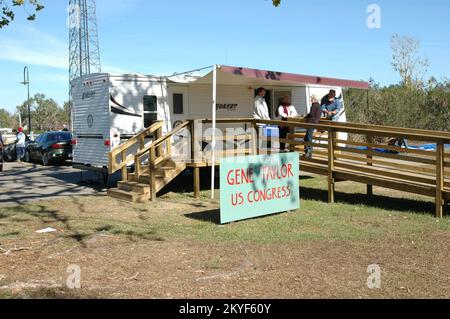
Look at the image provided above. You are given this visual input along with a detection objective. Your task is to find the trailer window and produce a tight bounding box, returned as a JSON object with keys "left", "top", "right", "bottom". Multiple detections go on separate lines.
{"left": 173, "top": 93, "right": 184, "bottom": 114}
{"left": 143, "top": 95, "right": 158, "bottom": 128}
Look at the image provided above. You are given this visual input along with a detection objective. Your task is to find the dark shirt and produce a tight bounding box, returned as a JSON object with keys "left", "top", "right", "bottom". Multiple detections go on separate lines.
{"left": 306, "top": 102, "right": 322, "bottom": 124}
{"left": 321, "top": 95, "right": 330, "bottom": 107}
{"left": 0, "top": 132, "right": 3, "bottom": 147}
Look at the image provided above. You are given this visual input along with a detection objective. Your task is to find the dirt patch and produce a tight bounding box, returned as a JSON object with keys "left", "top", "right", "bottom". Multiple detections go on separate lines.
{"left": 1, "top": 238, "right": 450, "bottom": 299}
{"left": 1, "top": 181, "right": 450, "bottom": 299}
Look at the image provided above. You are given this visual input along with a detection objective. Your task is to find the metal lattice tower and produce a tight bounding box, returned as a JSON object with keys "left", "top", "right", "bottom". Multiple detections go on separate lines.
{"left": 69, "top": 0, "right": 101, "bottom": 83}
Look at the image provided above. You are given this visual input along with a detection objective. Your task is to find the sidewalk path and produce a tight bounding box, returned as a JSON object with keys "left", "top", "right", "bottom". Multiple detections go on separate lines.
{"left": 0, "top": 162, "right": 109, "bottom": 206}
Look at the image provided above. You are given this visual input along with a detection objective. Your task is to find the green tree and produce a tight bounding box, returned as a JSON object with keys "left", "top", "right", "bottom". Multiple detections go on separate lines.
{"left": 17, "top": 93, "right": 69, "bottom": 132}
{"left": 0, "top": 0, "right": 44, "bottom": 29}
{"left": 391, "top": 34, "right": 429, "bottom": 89}
{"left": 0, "top": 108, "right": 14, "bottom": 127}
{"left": 58, "top": 101, "right": 72, "bottom": 127}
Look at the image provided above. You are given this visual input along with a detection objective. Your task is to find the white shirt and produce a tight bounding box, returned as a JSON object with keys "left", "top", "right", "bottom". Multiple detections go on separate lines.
{"left": 16, "top": 132, "right": 26, "bottom": 147}
{"left": 278, "top": 105, "right": 298, "bottom": 120}
{"left": 253, "top": 96, "right": 271, "bottom": 120}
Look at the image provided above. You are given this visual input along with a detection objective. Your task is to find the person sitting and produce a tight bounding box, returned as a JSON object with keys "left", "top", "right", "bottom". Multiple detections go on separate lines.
{"left": 304, "top": 95, "right": 323, "bottom": 159}
{"left": 387, "top": 138, "right": 409, "bottom": 153}
{"left": 253, "top": 87, "right": 271, "bottom": 121}
{"left": 277, "top": 96, "right": 298, "bottom": 151}
{"left": 321, "top": 90, "right": 343, "bottom": 121}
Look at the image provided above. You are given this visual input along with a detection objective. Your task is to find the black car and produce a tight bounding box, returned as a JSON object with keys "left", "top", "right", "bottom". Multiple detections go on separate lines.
{"left": 26, "top": 131, "right": 73, "bottom": 166}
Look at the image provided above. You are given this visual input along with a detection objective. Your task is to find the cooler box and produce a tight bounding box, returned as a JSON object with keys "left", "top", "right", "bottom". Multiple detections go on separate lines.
{"left": 263, "top": 125, "right": 280, "bottom": 138}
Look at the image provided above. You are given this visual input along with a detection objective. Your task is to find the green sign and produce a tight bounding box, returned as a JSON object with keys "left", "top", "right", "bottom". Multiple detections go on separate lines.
{"left": 220, "top": 153, "right": 300, "bottom": 224}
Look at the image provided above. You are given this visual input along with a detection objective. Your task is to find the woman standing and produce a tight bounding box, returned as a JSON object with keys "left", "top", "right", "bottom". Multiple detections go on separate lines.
{"left": 277, "top": 96, "right": 298, "bottom": 151}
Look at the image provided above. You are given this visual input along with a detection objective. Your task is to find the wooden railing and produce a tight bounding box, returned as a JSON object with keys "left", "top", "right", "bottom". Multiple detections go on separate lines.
{"left": 256, "top": 118, "right": 450, "bottom": 218}
{"left": 108, "top": 121, "right": 164, "bottom": 179}
{"left": 133, "top": 121, "right": 191, "bottom": 200}
{"left": 108, "top": 117, "right": 449, "bottom": 217}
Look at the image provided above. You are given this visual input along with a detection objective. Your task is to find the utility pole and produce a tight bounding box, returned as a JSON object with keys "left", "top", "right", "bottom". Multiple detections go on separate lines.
{"left": 20, "top": 66, "right": 31, "bottom": 132}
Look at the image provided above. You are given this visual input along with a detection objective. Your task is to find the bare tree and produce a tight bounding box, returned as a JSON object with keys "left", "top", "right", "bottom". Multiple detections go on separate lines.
{"left": 391, "top": 34, "right": 429, "bottom": 89}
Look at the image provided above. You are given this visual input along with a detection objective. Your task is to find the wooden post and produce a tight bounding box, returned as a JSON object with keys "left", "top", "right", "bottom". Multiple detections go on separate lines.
{"left": 149, "top": 147, "right": 156, "bottom": 201}
{"left": 253, "top": 121, "right": 261, "bottom": 155}
{"left": 251, "top": 124, "right": 258, "bottom": 155}
{"left": 193, "top": 166, "right": 200, "bottom": 199}
{"left": 436, "top": 141, "right": 444, "bottom": 218}
{"left": 121, "top": 150, "right": 127, "bottom": 181}
{"left": 108, "top": 152, "right": 115, "bottom": 175}
{"left": 366, "top": 135, "right": 374, "bottom": 197}
{"left": 327, "top": 128, "right": 336, "bottom": 204}
{"left": 190, "top": 120, "right": 197, "bottom": 163}
{"left": 135, "top": 155, "right": 140, "bottom": 179}
{"left": 166, "top": 138, "right": 172, "bottom": 158}
{"left": 289, "top": 125, "right": 295, "bottom": 153}
{"left": 156, "top": 127, "right": 163, "bottom": 158}
{"left": 139, "top": 134, "right": 145, "bottom": 152}
{"left": 190, "top": 120, "right": 202, "bottom": 163}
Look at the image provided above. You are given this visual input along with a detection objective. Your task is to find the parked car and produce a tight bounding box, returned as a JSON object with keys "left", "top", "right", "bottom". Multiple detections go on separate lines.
{"left": 26, "top": 131, "right": 73, "bottom": 166}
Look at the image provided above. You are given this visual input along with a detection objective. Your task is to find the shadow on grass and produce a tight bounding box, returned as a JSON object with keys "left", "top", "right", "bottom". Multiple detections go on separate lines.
{"left": 300, "top": 186, "right": 449, "bottom": 216}
{"left": 185, "top": 209, "right": 221, "bottom": 225}
{"left": 185, "top": 209, "right": 292, "bottom": 225}
{"left": 94, "top": 225, "right": 164, "bottom": 242}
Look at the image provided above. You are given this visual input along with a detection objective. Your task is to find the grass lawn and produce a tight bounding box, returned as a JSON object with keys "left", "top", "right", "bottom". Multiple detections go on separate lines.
{"left": 0, "top": 173, "right": 449, "bottom": 299}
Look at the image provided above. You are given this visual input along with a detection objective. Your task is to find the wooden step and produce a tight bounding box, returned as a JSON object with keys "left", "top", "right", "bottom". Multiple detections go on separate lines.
{"left": 132, "top": 163, "right": 187, "bottom": 193}
{"left": 112, "top": 160, "right": 187, "bottom": 202}
{"left": 118, "top": 181, "right": 151, "bottom": 197}
{"left": 107, "top": 188, "right": 149, "bottom": 203}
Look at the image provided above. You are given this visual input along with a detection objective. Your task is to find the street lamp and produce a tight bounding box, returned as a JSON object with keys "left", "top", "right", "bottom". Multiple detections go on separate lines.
{"left": 20, "top": 66, "right": 31, "bottom": 132}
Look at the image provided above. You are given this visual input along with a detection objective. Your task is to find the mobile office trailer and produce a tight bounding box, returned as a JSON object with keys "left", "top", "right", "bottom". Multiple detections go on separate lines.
{"left": 71, "top": 65, "right": 368, "bottom": 171}
{"left": 71, "top": 73, "right": 197, "bottom": 170}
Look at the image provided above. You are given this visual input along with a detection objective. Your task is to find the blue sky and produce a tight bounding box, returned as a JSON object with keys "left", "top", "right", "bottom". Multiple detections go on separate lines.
{"left": 0, "top": 0, "right": 449, "bottom": 113}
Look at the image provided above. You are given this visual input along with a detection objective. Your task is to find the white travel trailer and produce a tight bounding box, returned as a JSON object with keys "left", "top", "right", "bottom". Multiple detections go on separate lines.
{"left": 71, "top": 65, "right": 368, "bottom": 171}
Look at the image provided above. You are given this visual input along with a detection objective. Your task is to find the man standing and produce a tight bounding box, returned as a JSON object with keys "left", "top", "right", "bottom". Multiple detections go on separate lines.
{"left": 321, "top": 90, "right": 343, "bottom": 121}
{"left": 253, "top": 87, "right": 271, "bottom": 120}
{"left": 16, "top": 127, "right": 26, "bottom": 162}
{"left": 304, "top": 95, "right": 323, "bottom": 159}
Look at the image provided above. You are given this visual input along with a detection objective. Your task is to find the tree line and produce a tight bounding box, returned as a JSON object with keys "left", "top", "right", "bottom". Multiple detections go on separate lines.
{"left": 0, "top": 94, "right": 71, "bottom": 132}
{"left": 345, "top": 34, "right": 450, "bottom": 133}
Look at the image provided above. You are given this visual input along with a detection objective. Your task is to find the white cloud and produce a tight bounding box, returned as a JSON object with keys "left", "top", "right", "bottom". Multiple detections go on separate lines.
{"left": 0, "top": 26, "right": 126, "bottom": 76}
{"left": 0, "top": 26, "right": 68, "bottom": 69}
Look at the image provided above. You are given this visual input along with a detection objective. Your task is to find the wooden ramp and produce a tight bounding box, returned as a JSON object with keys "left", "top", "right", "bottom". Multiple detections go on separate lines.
{"left": 107, "top": 118, "right": 450, "bottom": 217}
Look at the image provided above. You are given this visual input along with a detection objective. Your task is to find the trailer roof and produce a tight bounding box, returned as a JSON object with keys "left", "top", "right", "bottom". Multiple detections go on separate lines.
{"left": 191, "top": 65, "right": 369, "bottom": 89}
